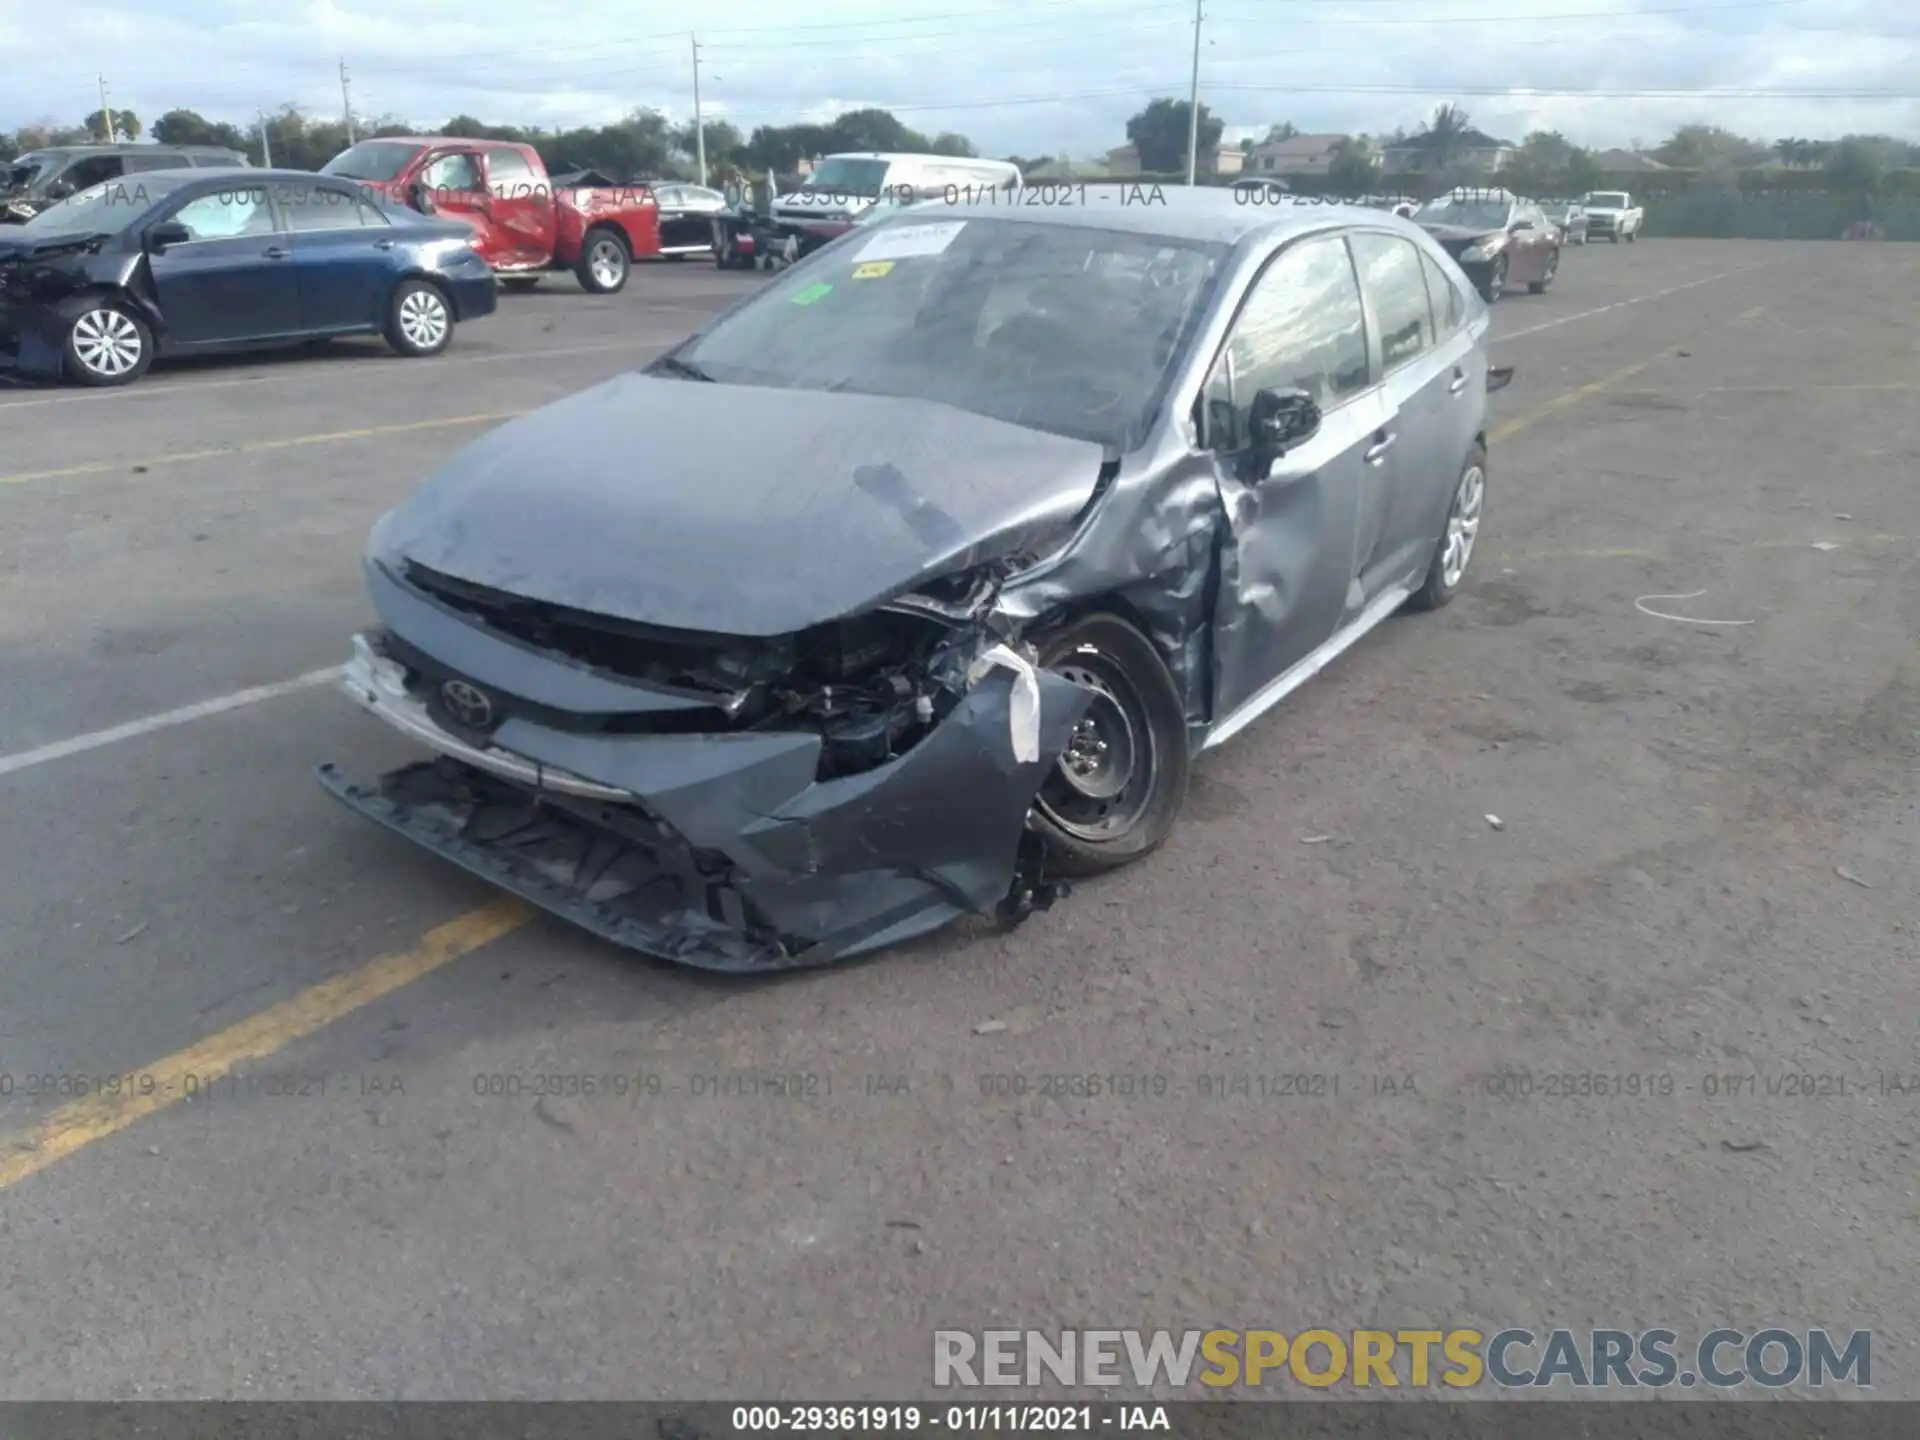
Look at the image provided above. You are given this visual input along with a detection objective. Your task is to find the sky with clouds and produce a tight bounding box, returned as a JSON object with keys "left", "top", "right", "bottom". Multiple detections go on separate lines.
{"left": 1, "top": 0, "right": 1915, "bottom": 158}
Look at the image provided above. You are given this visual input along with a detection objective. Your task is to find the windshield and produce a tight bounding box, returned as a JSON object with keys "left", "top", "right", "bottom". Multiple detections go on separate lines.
{"left": 1587, "top": 192, "right": 1629, "bottom": 209}
{"left": 19, "top": 175, "right": 186, "bottom": 233}
{"left": 800, "top": 158, "right": 890, "bottom": 196}
{"left": 321, "top": 141, "right": 422, "bottom": 181}
{"left": 3, "top": 154, "right": 55, "bottom": 194}
{"left": 671, "top": 216, "right": 1226, "bottom": 449}
{"left": 1415, "top": 196, "right": 1512, "bottom": 230}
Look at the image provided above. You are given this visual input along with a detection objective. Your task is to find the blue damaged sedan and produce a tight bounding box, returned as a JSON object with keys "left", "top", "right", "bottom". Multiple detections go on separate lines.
{"left": 0, "top": 168, "right": 497, "bottom": 387}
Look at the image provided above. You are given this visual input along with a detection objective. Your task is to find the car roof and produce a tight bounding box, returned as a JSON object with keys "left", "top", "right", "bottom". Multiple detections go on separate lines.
{"left": 21, "top": 144, "right": 244, "bottom": 158}
{"left": 369, "top": 136, "right": 524, "bottom": 150}
{"left": 100, "top": 167, "right": 360, "bottom": 185}
{"left": 902, "top": 187, "right": 1416, "bottom": 245}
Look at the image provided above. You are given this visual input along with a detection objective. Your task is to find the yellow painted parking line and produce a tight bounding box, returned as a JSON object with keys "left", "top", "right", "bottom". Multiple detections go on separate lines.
{"left": 0, "top": 411, "right": 522, "bottom": 488}
{"left": 1489, "top": 349, "right": 1677, "bottom": 444}
{"left": 0, "top": 898, "right": 531, "bottom": 1193}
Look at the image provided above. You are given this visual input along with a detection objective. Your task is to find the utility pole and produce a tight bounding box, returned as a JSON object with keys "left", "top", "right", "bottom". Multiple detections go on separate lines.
{"left": 258, "top": 108, "right": 274, "bottom": 167}
{"left": 1184, "top": 0, "right": 1203, "bottom": 186}
{"left": 97, "top": 75, "right": 116, "bottom": 143}
{"left": 690, "top": 34, "right": 707, "bottom": 187}
{"left": 340, "top": 58, "right": 356, "bottom": 143}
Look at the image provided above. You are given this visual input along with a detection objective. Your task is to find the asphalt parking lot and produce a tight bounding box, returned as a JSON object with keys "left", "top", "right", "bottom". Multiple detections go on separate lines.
{"left": 2, "top": 239, "right": 1916, "bottom": 1399}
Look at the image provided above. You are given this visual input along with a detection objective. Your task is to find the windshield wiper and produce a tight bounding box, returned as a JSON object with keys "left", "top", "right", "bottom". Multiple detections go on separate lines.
{"left": 650, "top": 354, "right": 715, "bottom": 382}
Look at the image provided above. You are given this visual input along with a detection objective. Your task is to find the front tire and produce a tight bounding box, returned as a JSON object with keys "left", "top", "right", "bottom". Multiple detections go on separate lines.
{"left": 1031, "top": 614, "right": 1191, "bottom": 876}
{"left": 65, "top": 302, "right": 153, "bottom": 387}
{"left": 1479, "top": 256, "right": 1506, "bottom": 303}
{"left": 1407, "top": 444, "right": 1487, "bottom": 612}
{"left": 385, "top": 279, "right": 454, "bottom": 357}
{"left": 1528, "top": 248, "right": 1559, "bottom": 293}
{"left": 575, "top": 229, "right": 630, "bottom": 293}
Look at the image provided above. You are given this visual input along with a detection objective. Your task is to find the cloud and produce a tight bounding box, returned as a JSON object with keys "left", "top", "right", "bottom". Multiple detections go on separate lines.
{"left": 5, "top": 0, "right": 1915, "bottom": 156}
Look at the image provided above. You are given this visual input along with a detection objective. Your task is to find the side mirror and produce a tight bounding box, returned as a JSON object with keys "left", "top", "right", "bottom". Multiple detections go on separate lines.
{"left": 1249, "top": 386, "right": 1321, "bottom": 467}
{"left": 407, "top": 179, "right": 436, "bottom": 214}
{"left": 146, "top": 220, "right": 191, "bottom": 252}
{"left": 1487, "top": 365, "right": 1515, "bottom": 393}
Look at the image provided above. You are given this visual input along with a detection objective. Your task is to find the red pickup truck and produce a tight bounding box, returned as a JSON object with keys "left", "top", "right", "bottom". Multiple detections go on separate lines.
{"left": 320, "top": 137, "right": 661, "bottom": 294}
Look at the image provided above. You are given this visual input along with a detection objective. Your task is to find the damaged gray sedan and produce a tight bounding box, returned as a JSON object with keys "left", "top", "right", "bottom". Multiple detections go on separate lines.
{"left": 320, "top": 193, "right": 1512, "bottom": 970}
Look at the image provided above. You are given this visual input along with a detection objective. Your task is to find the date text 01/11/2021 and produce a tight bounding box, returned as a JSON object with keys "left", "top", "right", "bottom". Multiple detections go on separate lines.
{"left": 729, "top": 1405, "right": 1170, "bottom": 1432}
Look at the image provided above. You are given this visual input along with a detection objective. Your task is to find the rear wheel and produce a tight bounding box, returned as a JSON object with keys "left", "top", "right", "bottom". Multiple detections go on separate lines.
{"left": 1408, "top": 444, "right": 1487, "bottom": 612}
{"left": 575, "top": 229, "right": 630, "bottom": 293}
{"left": 65, "top": 302, "right": 153, "bottom": 387}
{"left": 384, "top": 279, "right": 453, "bottom": 357}
{"left": 1031, "top": 614, "right": 1191, "bottom": 876}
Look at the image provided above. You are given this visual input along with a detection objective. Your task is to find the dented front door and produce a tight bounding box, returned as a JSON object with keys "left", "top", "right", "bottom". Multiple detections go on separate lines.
{"left": 1203, "top": 233, "right": 1389, "bottom": 728}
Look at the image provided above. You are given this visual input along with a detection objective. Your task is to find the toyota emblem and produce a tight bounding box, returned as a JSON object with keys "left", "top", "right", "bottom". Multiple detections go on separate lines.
{"left": 439, "top": 679, "right": 496, "bottom": 729}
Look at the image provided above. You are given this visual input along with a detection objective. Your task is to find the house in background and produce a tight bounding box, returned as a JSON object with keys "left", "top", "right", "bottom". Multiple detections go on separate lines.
{"left": 1245, "top": 133, "right": 1375, "bottom": 175}
{"left": 1381, "top": 127, "right": 1515, "bottom": 173}
{"left": 1025, "top": 157, "right": 1119, "bottom": 180}
{"left": 1592, "top": 149, "right": 1672, "bottom": 172}
{"left": 1105, "top": 140, "right": 1245, "bottom": 175}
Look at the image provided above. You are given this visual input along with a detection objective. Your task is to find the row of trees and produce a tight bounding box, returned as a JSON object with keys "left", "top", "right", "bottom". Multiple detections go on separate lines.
{"left": 0, "top": 104, "right": 978, "bottom": 183}
{"left": 1107, "top": 98, "right": 1919, "bottom": 199}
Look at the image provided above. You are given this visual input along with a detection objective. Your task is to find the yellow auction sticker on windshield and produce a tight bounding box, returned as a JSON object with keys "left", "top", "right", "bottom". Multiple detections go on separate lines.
{"left": 851, "top": 261, "right": 894, "bottom": 279}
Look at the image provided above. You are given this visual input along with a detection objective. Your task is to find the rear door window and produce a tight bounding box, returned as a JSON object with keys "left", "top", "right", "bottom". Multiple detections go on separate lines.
{"left": 170, "top": 184, "right": 277, "bottom": 240}
{"left": 1348, "top": 232, "right": 1436, "bottom": 373}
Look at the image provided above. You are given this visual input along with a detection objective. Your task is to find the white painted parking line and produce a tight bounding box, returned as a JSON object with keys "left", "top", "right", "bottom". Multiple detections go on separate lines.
{"left": 1491, "top": 263, "right": 1771, "bottom": 344}
{"left": 0, "top": 335, "right": 687, "bottom": 412}
{"left": 0, "top": 668, "right": 340, "bottom": 781}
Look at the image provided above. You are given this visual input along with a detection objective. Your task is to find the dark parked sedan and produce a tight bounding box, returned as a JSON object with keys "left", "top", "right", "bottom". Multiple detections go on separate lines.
{"left": 322, "top": 194, "right": 1512, "bottom": 970}
{"left": 0, "top": 168, "right": 496, "bottom": 387}
{"left": 1411, "top": 189, "right": 1560, "bottom": 301}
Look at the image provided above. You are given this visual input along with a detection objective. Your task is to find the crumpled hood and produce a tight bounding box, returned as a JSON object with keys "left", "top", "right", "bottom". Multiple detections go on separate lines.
{"left": 373, "top": 373, "right": 1109, "bottom": 637}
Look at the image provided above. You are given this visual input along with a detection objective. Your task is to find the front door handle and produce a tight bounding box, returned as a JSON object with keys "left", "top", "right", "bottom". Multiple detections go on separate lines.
{"left": 263, "top": 245, "right": 290, "bottom": 259}
{"left": 1449, "top": 368, "right": 1469, "bottom": 394}
{"left": 1364, "top": 432, "right": 1396, "bottom": 465}
{"left": 374, "top": 238, "right": 396, "bottom": 250}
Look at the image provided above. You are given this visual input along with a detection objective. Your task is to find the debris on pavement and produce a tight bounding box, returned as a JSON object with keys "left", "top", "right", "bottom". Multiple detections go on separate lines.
{"left": 973, "top": 1019, "right": 1008, "bottom": 1035}
{"left": 1300, "top": 834, "right": 1333, "bottom": 844}
{"left": 1485, "top": 814, "right": 1505, "bottom": 831}
{"left": 1721, "top": 1138, "right": 1768, "bottom": 1153}
{"left": 114, "top": 921, "right": 149, "bottom": 944}
{"left": 1835, "top": 866, "right": 1872, "bottom": 888}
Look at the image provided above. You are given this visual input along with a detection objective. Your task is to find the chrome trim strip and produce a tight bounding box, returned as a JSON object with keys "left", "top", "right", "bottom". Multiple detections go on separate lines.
{"left": 339, "top": 633, "right": 634, "bottom": 802}
{"left": 1201, "top": 582, "right": 1412, "bottom": 750}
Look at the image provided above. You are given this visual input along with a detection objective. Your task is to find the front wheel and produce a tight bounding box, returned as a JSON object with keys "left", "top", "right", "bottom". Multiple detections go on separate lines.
{"left": 1031, "top": 614, "right": 1191, "bottom": 876}
{"left": 1626, "top": 228, "right": 1637, "bottom": 243}
{"left": 65, "top": 302, "right": 153, "bottom": 387}
{"left": 1528, "top": 248, "right": 1559, "bottom": 294}
{"left": 1479, "top": 256, "right": 1506, "bottom": 303}
{"left": 575, "top": 230, "right": 630, "bottom": 293}
{"left": 1407, "top": 444, "right": 1487, "bottom": 612}
{"left": 385, "top": 279, "right": 454, "bottom": 357}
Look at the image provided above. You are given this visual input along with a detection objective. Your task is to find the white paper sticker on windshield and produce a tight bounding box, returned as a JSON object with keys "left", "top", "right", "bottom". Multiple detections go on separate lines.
{"left": 853, "top": 220, "right": 965, "bottom": 262}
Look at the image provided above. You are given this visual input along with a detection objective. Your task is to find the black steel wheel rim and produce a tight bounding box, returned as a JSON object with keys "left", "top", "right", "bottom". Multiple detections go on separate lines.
{"left": 1037, "top": 648, "right": 1158, "bottom": 842}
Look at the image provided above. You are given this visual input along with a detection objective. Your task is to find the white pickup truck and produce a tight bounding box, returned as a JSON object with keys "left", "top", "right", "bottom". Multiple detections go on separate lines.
{"left": 1582, "top": 190, "right": 1644, "bottom": 243}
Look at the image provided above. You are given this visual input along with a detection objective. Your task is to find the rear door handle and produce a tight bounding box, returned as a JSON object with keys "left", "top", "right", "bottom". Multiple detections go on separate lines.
{"left": 263, "top": 245, "right": 290, "bottom": 259}
{"left": 1364, "top": 432, "right": 1396, "bottom": 465}
{"left": 1449, "top": 368, "right": 1469, "bottom": 394}
{"left": 374, "top": 239, "right": 396, "bottom": 250}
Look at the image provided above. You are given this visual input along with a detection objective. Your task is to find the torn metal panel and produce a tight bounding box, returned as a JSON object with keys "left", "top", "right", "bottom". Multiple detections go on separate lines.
{"left": 322, "top": 638, "right": 1090, "bottom": 970}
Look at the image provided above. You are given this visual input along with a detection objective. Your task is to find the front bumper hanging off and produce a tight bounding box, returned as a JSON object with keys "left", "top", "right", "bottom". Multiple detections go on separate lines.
{"left": 319, "top": 632, "right": 1093, "bottom": 971}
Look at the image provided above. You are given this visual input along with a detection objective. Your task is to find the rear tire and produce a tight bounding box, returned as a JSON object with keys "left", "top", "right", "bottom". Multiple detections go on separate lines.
{"left": 64, "top": 301, "right": 153, "bottom": 387}
{"left": 384, "top": 279, "right": 454, "bottom": 358}
{"left": 575, "top": 229, "right": 630, "bottom": 293}
{"left": 1031, "top": 613, "right": 1191, "bottom": 877}
{"left": 1407, "top": 443, "right": 1487, "bottom": 612}
{"left": 1480, "top": 256, "right": 1506, "bottom": 303}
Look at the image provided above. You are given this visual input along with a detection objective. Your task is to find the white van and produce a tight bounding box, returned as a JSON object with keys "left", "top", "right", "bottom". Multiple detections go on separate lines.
{"left": 771, "top": 153, "right": 1021, "bottom": 254}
